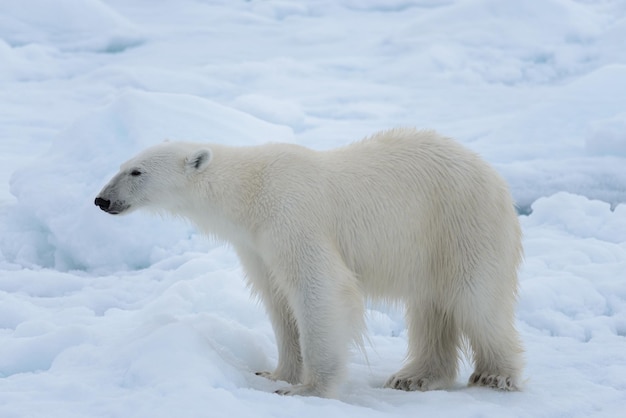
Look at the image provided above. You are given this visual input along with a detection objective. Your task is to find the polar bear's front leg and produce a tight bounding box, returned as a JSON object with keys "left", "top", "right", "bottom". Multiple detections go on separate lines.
{"left": 277, "top": 280, "right": 349, "bottom": 397}
{"left": 255, "top": 293, "right": 303, "bottom": 384}
{"left": 273, "top": 244, "right": 360, "bottom": 397}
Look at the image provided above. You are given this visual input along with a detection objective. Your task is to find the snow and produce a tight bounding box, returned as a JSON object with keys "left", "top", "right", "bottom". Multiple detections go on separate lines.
{"left": 0, "top": 0, "right": 144, "bottom": 53}
{"left": 0, "top": 0, "right": 625, "bottom": 417}
{"left": 6, "top": 89, "right": 292, "bottom": 271}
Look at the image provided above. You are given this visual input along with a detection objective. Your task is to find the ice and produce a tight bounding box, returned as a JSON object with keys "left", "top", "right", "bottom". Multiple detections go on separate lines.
{"left": 4, "top": 90, "right": 292, "bottom": 271}
{"left": 0, "top": 0, "right": 144, "bottom": 52}
{"left": 586, "top": 113, "right": 626, "bottom": 158}
{"left": 1, "top": 0, "right": 625, "bottom": 417}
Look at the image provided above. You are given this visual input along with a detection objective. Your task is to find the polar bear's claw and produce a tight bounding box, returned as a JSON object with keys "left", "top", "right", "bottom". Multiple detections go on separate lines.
{"left": 275, "top": 384, "right": 324, "bottom": 397}
{"left": 255, "top": 371, "right": 275, "bottom": 380}
{"left": 384, "top": 374, "right": 448, "bottom": 392}
{"left": 469, "top": 372, "right": 517, "bottom": 391}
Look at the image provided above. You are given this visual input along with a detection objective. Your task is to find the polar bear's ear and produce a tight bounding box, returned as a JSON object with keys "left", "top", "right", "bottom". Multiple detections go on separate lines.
{"left": 185, "top": 149, "right": 212, "bottom": 173}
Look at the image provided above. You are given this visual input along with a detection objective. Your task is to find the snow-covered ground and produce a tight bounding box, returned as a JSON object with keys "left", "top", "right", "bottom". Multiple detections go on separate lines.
{"left": 1, "top": 0, "right": 625, "bottom": 417}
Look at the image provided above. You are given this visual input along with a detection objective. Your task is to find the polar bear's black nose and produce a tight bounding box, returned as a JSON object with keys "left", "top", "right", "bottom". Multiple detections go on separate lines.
{"left": 95, "top": 197, "right": 111, "bottom": 211}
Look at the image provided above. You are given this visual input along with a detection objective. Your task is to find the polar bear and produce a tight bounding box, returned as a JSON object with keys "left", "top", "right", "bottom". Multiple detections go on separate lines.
{"left": 95, "top": 128, "right": 524, "bottom": 397}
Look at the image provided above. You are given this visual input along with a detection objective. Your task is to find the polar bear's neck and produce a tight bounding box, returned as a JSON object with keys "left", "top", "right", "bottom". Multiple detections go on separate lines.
{"left": 179, "top": 144, "right": 267, "bottom": 247}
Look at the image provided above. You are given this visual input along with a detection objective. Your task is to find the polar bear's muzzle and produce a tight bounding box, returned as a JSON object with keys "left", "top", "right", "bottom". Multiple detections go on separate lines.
{"left": 94, "top": 196, "right": 130, "bottom": 215}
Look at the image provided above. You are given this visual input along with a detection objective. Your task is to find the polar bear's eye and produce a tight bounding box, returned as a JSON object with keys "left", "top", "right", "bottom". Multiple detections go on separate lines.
{"left": 130, "top": 170, "right": 142, "bottom": 177}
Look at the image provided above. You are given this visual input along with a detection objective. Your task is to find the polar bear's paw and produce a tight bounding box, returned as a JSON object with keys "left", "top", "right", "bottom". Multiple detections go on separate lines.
{"left": 468, "top": 372, "right": 517, "bottom": 391}
{"left": 384, "top": 373, "right": 449, "bottom": 392}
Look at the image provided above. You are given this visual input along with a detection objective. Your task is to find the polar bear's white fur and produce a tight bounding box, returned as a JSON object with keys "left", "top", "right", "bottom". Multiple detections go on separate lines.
{"left": 95, "top": 128, "right": 524, "bottom": 397}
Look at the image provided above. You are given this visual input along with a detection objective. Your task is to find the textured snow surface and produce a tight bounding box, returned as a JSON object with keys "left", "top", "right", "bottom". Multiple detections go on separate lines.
{"left": 1, "top": 1, "right": 625, "bottom": 417}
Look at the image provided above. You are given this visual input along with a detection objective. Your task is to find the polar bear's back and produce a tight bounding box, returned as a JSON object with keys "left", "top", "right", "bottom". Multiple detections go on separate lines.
{"left": 313, "top": 128, "right": 521, "bottom": 299}
{"left": 326, "top": 128, "right": 495, "bottom": 197}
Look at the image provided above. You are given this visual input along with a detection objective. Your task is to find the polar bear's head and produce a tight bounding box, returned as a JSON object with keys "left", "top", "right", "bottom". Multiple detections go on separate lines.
{"left": 95, "top": 142, "right": 212, "bottom": 215}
